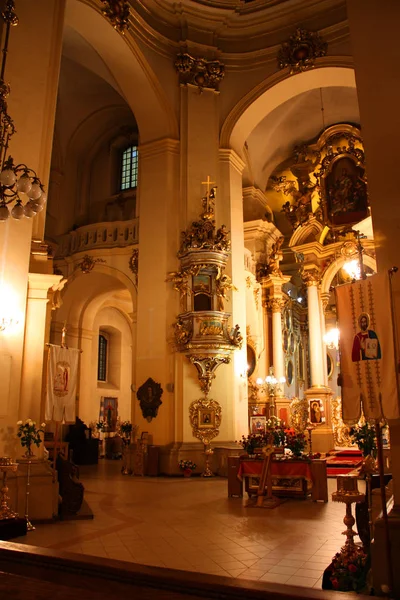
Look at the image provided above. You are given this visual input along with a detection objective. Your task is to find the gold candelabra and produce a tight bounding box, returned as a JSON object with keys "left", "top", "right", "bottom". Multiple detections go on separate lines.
{"left": 0, "top": 457, "right": 17, "bottom": 519}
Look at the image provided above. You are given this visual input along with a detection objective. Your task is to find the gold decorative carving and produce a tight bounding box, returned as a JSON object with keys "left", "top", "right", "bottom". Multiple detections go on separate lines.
{"left": 267, "top": 298, "right": 285, "bottom": 313}
{"left": 331, "top": 396, "right": 353, "bottom": 447}
{"left": 178, "top": 186, "right": 230, "bottom": 256}
{"left": 189, "top": 355, "right": 230, "bottom": 395}
{"left": 75, "top": 254, "right": 106, "bottom": 274}
{"left": 199, "top": 319, "right": 223, "bottom": 336}
{"left": 278, "top": 28, "right": 327, "bottom": 75}
{"left": 175, "top": 53, "right": 225, "bottom": 92}
{"left": 289, "top": 397, "right": 308, "bottom": 433}
{"left": 189, "top": 397, "right": 222, "bottom": 445}
{"left": 128, "top": 248, "right": 139, "bottom": 284}
{"left": 166, "top": 267, "right": 196, "bottom": 311}
{"left": 227, "top": 324, "right": 243, "bottom": 348}
{"left": 215, "top": 273, "right": 237, "bottom": 311}
{"left": 314, "top": 130, "right": 369, "bottom": 231}
{"left": 300, "top": 267, "right": 320, "bottom": 286}
{"left": 174, "top": 318, "right": 193, "bottom": 346}
{"left": 340, "top": 240, "right": 358, "bottom": 258}
{"left": 101, "top": 0, "right": 130, "bottom": 32}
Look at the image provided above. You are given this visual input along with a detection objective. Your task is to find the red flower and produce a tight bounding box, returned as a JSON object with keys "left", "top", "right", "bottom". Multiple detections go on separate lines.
{"left": 348, "top": 564, "right": 357, "bottom": 573}
{"left": 331, "top": 578, "right": 339, "bottom": 589}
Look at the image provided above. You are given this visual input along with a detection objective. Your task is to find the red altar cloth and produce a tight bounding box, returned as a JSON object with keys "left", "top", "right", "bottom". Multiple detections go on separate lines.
{"left": 237, "top": 459, "right": 313, "bottom": 482}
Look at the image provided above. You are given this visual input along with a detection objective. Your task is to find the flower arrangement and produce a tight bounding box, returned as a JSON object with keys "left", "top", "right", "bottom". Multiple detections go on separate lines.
{"left": 330, "top": 546, "right": 369, "bottom": 592}
{"left": 17, "top": 419, "right": 46, "bottom": 457}
{"left": 349, "top": 422, "right": 377, "bottom": 458}
{"left": 284, "top": 428, "right": 307, "bottom": 457}
{"left": 117, "top": 420, "right": 138, "bottom": 441}
{"left": 238, "top": 433, "right": 265, "bottom": 455}
{"left": 95, "top": 420, "right": 106, "bottom": 432}
{"left": 266, "top": 416, "right": 285, "bottom": 447}
{"left": 178, "top": 459, "right": 196, "bottom": 471}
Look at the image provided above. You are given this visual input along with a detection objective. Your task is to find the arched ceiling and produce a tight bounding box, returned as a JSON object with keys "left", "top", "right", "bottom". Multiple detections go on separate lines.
{"left": 245, "top": 85, "right": 360, "bottom": 191}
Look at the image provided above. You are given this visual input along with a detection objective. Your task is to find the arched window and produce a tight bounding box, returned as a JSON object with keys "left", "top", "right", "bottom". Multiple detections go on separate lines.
{"left": 98, "top": 333, "right": 108, "bottom": 382}
{"left": 120, "top": 145, "right": 138, "bottom": 191}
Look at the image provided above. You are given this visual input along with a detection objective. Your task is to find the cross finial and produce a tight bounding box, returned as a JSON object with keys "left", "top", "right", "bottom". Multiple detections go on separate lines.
{"left": 201, "top": 175, "right": 216, "bottom": 196}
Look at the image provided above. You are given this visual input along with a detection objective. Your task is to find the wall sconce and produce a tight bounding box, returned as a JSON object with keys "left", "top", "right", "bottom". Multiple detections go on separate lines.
{"left": 324, "top": 328, "right": 339, "bottom": 350}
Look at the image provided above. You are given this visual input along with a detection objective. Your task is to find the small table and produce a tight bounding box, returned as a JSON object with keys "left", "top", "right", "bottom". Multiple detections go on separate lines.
{"left": 231, "top": 457, "right": 328, "bottom": 502}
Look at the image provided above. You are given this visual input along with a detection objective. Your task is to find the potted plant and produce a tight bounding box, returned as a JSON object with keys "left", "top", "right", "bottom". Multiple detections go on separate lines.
{"left": 117, "top": 420, "right": 135, "bottom": 444}
{"left": 178, "top": 459, "right": 196, "bottom": 477}
{"left": 17, "top": 419, "right": 46, "bottom": 458}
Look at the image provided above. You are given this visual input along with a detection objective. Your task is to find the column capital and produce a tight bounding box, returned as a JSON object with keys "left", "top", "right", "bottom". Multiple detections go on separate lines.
{"left": 320, "top": 291, "right": 331, "bottom": 310}
{"left": 301, "top": 266, "right": 321, "bottom": 287}
{"left": 267, "top": 297, "right": 285, "bottom": 313}
{"left": 27, "top": 273, "right": 65, "bottom": 300}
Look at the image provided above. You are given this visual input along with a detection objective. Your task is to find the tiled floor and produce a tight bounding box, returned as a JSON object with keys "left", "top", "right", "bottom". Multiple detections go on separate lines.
{"left": 13, "top": 461, "right": 358, "bottom": 590}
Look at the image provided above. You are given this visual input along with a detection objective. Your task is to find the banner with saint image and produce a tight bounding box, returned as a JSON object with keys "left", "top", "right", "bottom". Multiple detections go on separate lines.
{"left": 335, "top": 273, "right": 399, "bottom": 424}
{"left": 46, "top": 345, "right": 80, "bottom": 422}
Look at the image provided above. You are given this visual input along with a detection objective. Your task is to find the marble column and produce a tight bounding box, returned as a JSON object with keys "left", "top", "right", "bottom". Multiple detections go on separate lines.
{"left": 305, "top": 281, "right": 325, "bottom": 388}
{"left": 269, "top": 298, "right": 285, "bottom": 384}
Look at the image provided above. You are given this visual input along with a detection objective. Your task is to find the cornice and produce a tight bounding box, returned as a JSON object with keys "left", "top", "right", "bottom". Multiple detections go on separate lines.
{"left": 139, "top": 138, "right": 180, "bottom": 159}
{"left": 218, "top": 148, "right": 245, "bottom": 173}
{"left": 125, "top": 0, "right": 348, "bottom": 62}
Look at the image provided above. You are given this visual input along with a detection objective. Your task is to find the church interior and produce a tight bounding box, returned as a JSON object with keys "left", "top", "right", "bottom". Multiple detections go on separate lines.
{"left": 1, "top": 0, "right": 400, "bottom": 597}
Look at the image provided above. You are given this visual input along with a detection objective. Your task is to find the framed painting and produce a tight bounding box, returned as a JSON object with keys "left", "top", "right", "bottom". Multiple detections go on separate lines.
{"left": 198, "top": 407, "right": 215, "bottom": 429}
{"left": 309, "top": 399, "right": 325, "bottom": 425}
{"left": 250, "top": 416, "right": 266, "bottom": 434}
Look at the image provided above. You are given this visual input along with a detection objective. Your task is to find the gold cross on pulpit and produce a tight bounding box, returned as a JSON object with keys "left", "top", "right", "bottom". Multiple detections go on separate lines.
{"left": 201, "top": 176, "right": 217, "bottom": 218}
{"left": 201, "top": 175, "right": 216, "bottom": 196}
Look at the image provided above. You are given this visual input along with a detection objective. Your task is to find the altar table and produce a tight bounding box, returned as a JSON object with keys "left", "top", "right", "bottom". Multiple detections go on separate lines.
{"left": 228, "top": 457, "right": 328, "bottom": 501}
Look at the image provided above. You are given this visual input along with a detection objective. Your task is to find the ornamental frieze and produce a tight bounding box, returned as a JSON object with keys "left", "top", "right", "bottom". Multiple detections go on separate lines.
{"left": 278, "top": 28, "right": 327, "bottom": 75}
{"left": 175, "top": 53, "right": 225, "bottom": 92}
{"left": 101, "top": 0, "right": 130, "bottom": 32}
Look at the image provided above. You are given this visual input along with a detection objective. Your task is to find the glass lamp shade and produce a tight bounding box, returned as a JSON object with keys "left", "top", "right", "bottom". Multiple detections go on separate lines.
{"left": 34, "top": 192, "right": 46, "bottom": 206}
{"left": 23, "top": 203, "right": 35, "bottom": 218}
{"left": 256, "top": 377, "right": 263, "bottom": 385}
{"left": 0, "top": 204, "right": 9, "bottom": 220}
{"left": 16, "top": 174, "right": 32, "bottom": 194}
{"left": 11, "top": 202, "right": 24, "bottom": 219}
{"left": 28, "top": 182, "right": 42, "bottom": 200}
{"left": 0, "top": 168, "right": 16, "bottom": 186}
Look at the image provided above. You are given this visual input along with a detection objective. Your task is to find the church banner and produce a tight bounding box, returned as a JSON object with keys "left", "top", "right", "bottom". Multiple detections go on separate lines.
{"left": 46, "top": 345, "right": 80, "bottom": 423}
{"left": 335, "top": 273, "right": 400, "bottom": 424}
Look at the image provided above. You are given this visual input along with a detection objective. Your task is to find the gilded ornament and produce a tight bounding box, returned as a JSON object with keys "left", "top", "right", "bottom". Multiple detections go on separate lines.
{"left": 278, "top": 28, "right": 327, "bottom": 75}
{"left": 267, "top": 297, "right": 285, "bottom": 313}
{"left": 136, "top": 378, "right": 163, "bottom": 423}
{"left": 199, "top": 319, "right": 223, "bottom": 336}
{"left": 215, "top": 273, "right": 237, "bottom": 311}
{"left": 189, "top": 355, "right": 230, "bottom": 395}
{"left": 166, "top": 268, "right": 196, "bottom": 311}
{"left": 189, "top": 397, "right": 222, "bottom": 446}
{"left": 174, "top": 318, "right": 192, "bottom": 346}
{"left": 128, "top": 248, "right": 139, "bottom": 284}
{"left": 75, "top": 254, "right": 106, "bottom": 274}
{"left": 300, "top": 266, "right": 320, "bottom": 286}
{"left": 101, "top": 0, "right": 130, "bottom": 32}
{"left": 331, "top": 396, "right": 353, "bottom": 447}
{"left": 175, "top": 53, "right": 225, "bottom": 92}
{"left": 227, "top": 324, "right": 243, "bottom": 348}
{"left": 289, "top": 397, "right": 308, "bottom": 433}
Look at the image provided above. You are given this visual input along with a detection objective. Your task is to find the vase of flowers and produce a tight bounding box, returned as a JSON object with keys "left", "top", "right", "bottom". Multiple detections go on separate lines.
{"left": 238, "top": 433, "right": 266, "bottom": 457}
{"left": 349, "top": 423, "right": 377, "bottom": 458}
{"left": 178, "top": 459, "right": 196, "bottom": 477}
{"left": 17, "top": 419, "right": 46, "bottom": 458}
{"left": 284, "top": 428, "right": 306, "bottom": 457}
{"left": 329, "top": 545, "right": 369, "bottom": 592}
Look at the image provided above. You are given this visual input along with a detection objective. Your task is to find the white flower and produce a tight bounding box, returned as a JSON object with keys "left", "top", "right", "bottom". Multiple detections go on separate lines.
{"left": 25, "top": 419, "right": 31, "bottom": 425}
{"left": 17, "top": 420, "right": 22, "bottom": 426}
{"left": 41, "top": 422, "right": 46, "bottom": 428}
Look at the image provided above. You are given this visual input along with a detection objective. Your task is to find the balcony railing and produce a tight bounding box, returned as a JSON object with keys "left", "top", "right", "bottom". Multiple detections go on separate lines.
{"left": 55, "top": 219, "right": 139, "bottom": 258}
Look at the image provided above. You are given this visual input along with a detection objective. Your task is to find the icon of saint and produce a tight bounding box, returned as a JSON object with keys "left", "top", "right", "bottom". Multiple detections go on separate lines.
{"left": 351, "top": 313, "right": 381, "bottom": 362}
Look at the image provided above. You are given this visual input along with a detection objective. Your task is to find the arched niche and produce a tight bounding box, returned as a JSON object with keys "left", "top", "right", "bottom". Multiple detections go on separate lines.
{"left": 320, "top": 253, "right": 377, "bottom": 297}
{"left": 221, "top": 64, "right": 356, "bottom": 156}
{"left": 65, "top": 0, "right": 178, "bottom": 144}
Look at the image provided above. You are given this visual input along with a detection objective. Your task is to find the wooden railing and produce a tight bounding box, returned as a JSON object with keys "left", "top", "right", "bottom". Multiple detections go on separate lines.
{"left": 55, "top": 219, "right": 139, "bottom": 258}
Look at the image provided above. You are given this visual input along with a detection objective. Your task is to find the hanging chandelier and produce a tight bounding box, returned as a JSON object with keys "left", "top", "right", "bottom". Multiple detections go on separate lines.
{"left": 0, "top": 0, "right": 46, "bottom": 222}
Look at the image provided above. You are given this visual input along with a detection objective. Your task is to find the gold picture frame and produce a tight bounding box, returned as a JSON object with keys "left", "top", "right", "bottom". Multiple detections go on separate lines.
{"left": 198, "top": 408, "right": 215, "bottom": 429}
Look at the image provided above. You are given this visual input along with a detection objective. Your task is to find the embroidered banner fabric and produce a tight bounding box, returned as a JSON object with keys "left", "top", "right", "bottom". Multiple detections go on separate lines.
{"left": 335, "top": 273, "right": 399, "bottom": 424}
{"left": 46, "top": 345, "right": 80, "bottom": 422}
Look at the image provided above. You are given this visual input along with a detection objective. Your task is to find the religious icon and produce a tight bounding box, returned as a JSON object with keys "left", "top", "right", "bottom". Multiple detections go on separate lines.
{"left": 352, "top": 312, "right": 381, "bottom": 362}
{"left": 250, "top": 416, "right": 266, "bottom": 434}
{"left": 198, "top": 408, "right": 215, "bottom": 429}
{"left": 309, "top": 399, "right": 325, "bottom": 424}
{"left": 137, "top": 378, "right": 163, "bottom": 422}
